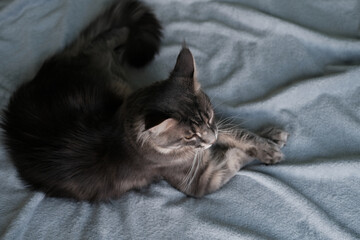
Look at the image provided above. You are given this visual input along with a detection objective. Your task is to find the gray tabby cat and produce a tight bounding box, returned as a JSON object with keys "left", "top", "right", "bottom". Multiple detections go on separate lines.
{"left": 2, "top": 0, "right": 288, "bottom": 201}
{"left": 154, "top": 49, "right": 289, "bottom": 197}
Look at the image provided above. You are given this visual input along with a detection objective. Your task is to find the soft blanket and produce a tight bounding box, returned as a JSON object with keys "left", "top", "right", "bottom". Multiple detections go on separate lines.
{"left": 0, "top": 0, "right": 359, "bottom": 239}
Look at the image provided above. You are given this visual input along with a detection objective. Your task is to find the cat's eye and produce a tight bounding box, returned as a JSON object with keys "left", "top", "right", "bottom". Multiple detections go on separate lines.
{"left": 184, "top": 135, "right": 196, "bottom": 140}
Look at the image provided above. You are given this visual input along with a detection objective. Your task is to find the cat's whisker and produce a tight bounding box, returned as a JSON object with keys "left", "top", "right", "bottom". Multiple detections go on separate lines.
{"left": 211, "top": 100, "right": 226, "bottom": 111}
{"left": 216, "top": 112, "right": 249, "bottom": 126}
{"left": 181, "top": 150, "right": 198, "bottom": 188}
{"left": 218, "top": 124, "right": 243, "bottom": 131}
{"left": 217, "top": 121, "right": 241, "bottom": 128}
{"left": 217, "top": 125, "right": 241, "bottom": 133}
{"left": 216, "top": 118, "right": 239, "bottom": 127}
{"left": 216, "top": 117, "right": 247, "bottom": 131}
{"left": 182, "top": 149, "right": 204, "bottom": 192}
{"left": 185, "top": 149, "right": 202, "bottom": 191}
{"left": 218, "top": 116, "right": 243, "bottom": 124}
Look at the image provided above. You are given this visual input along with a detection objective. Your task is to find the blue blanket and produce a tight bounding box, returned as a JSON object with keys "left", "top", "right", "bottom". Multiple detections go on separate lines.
{"left": 1, "top": 0, "right": 359, "bottom": 239}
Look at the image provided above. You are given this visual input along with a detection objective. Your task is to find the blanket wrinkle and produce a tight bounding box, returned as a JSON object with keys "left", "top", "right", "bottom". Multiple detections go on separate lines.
{"left": 239, "top": 171, "right": 359, "bottom": 240}
{"left": 1, "top": 193, "right": 44, "bottom": 239}
{"left": 224, "top": 0, "right": 360, "bottom": 38}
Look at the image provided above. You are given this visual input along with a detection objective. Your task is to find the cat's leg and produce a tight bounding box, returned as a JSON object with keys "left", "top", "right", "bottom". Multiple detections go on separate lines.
{"left": 195, "top": 146, "right": 255, "bottom": 196}
{"left": 163, "top": 128, "right": 288, "bottom": 197}
{"left": 199, "top": 128, "right": 288, "bottom": 194}
{"left": 163, "top": 146, "right": 257, "bottom": 197}
{"left": 217, "top": 127, "right": 289, "bottom": 164}
{"left": 196, "top": 128, "right": 288, "bottom": 196}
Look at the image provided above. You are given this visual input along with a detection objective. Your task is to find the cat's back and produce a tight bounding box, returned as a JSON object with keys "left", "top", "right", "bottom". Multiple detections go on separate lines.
{"left": 4, "top": 56, "right": 123, "bottom": 143}
{"left": 1, "top": 57, "right": 126, "bottom": 198}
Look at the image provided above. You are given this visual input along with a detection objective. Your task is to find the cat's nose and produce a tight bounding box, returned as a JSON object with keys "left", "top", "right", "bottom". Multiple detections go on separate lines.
{"left": 201, "top": 129, "right": 217, "bottom": 145}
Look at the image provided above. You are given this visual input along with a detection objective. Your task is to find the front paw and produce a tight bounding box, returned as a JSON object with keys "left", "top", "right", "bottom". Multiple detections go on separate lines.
{"left": 260, "top": 127, "right": 289, "bottom": 148}
{"left": 257, "top": 140, "right": 284, "bottom": 165}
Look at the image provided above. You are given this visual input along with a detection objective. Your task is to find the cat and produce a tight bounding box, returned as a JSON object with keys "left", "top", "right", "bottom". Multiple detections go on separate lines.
{"left": 1, "top": 0, "right": 288, "bottom": 202}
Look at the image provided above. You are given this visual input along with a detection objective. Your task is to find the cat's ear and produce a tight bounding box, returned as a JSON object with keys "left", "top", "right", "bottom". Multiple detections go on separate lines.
{"left": 145, "top": 112, "right": 178, "bottom": 135}
{"left": 148, "top": 118, "right": 178, "bottom": 136}
{"left": 171, "top": 46, "right": 201, "bottom": 92}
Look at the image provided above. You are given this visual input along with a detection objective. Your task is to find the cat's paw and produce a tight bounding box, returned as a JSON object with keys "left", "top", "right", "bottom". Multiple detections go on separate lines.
{"left": 257, "top": 140, "right": 284, "bottom": 165}
{"left": 260, "top": 127, "right": 289, "bottom": 149}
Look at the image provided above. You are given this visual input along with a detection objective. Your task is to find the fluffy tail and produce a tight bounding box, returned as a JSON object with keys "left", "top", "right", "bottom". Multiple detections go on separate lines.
{"left": 64, "top": 0, "right": 162, "bottom": 68}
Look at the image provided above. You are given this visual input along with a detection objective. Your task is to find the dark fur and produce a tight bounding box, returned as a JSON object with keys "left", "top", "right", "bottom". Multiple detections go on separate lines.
{"left": 2, "top": 0, "right": 163, "bottom": 201}
{"left": 1, "top": 0, "right": 288, "bottom": 202}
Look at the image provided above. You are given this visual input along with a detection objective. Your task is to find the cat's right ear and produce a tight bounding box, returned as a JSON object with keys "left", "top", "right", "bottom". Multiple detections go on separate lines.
{"left": 148, "top": 118, "right": 178, "bottom": 136}
{"left": 171, "top": 46, "right": 201, "bottom": 92}
{"left": 145, "top": 112, "right": 178, "bottom": 135}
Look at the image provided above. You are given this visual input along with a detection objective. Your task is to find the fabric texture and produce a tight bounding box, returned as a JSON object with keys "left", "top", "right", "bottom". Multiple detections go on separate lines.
{"left": 0, "top": 0, "right": 359, "bottom": 239}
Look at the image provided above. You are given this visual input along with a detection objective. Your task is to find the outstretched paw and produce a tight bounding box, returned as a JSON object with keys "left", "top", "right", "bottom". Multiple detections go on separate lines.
{"left": 257, "top": 140, "right": 284, "bottom": 165}
{"left": 260, "top": 127, "right": 289, "bottom": 148}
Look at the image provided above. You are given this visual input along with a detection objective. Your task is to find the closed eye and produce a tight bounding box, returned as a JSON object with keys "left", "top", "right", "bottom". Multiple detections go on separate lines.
{"left": 191, "top": 120, "right": 200, "bottom": 126}
{"left": 184, "top": 135, "right": 196, "bottom": 140}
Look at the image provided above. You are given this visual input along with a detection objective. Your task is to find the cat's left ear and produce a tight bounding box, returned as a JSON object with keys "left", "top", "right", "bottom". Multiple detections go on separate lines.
{"left": 171, "top": 46, "right": 201, "bottom": 92}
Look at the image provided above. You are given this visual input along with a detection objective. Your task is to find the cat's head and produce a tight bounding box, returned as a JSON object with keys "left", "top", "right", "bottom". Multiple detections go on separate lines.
{"left": 135, "top": 47, "right": 218, "bottom": 154}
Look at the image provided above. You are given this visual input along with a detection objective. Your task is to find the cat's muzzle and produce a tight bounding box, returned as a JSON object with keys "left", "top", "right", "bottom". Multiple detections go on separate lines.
{"left": 198, "top": 129, "right": 217, "bottom": 149}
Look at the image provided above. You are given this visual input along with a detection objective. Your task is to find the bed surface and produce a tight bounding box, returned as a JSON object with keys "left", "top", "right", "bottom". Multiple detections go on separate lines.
{"left": 0, "top": 0, "right": 360, "bottom": 239}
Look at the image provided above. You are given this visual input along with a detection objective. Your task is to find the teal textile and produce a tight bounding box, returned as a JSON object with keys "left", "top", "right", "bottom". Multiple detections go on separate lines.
{"left": 1, "top": 0, "right": 359, "bottom": 239}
